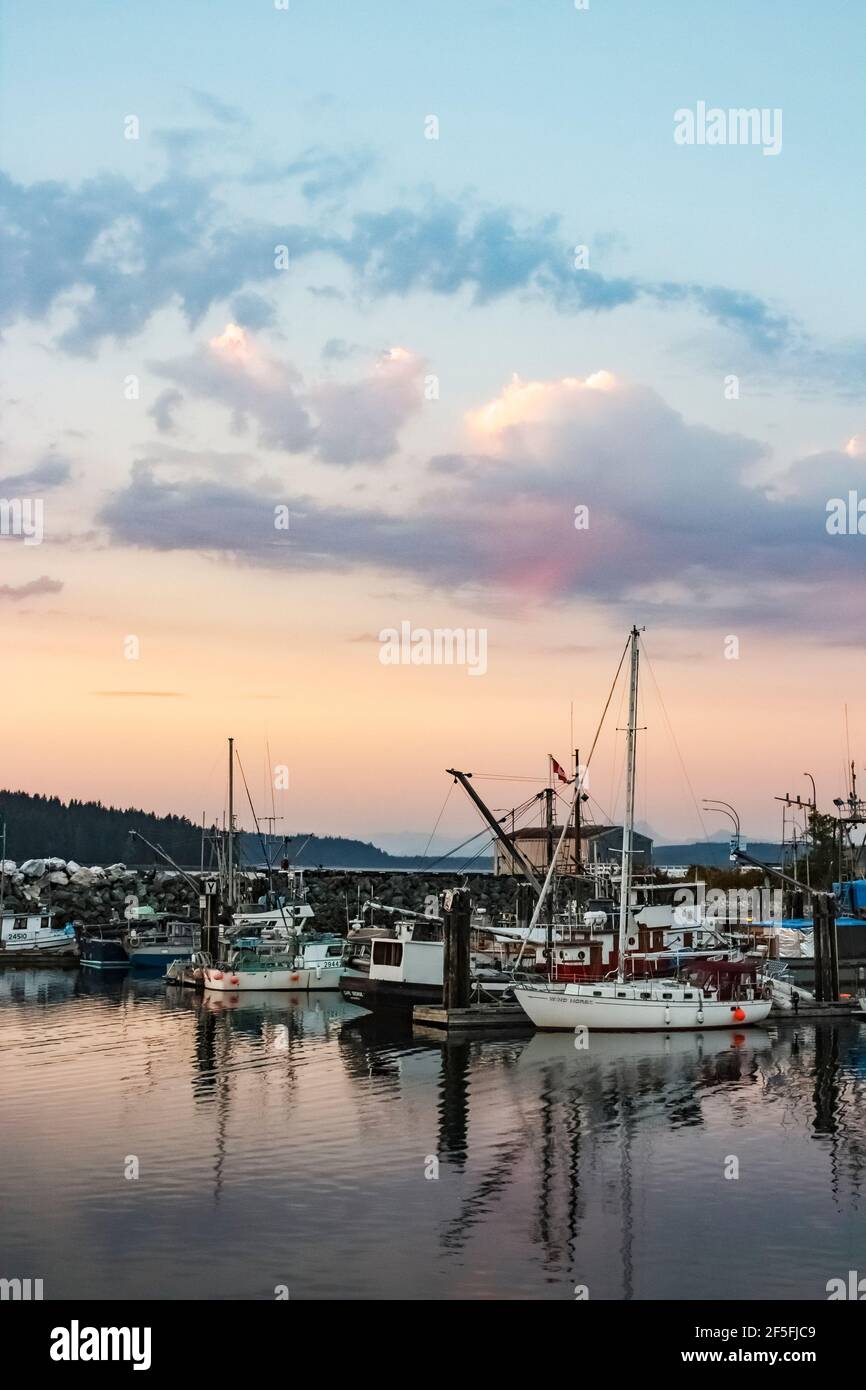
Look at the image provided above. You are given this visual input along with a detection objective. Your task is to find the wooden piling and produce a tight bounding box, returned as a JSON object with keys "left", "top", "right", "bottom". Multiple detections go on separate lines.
{"left": 442, "top": 887, "right": 471, "bottom": 1011}
{"left": 826, "top": 893, "right": 840, "bottom": 1002}
{"left": 813, "top": 892, "right": 839, "bottom": 1002}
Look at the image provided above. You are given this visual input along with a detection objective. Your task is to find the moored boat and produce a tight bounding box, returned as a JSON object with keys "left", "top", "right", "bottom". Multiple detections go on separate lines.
{"left": 125, "top": 914, "right": 197, "bottom": 969}
{"left": 514, "top": 963, "right": 772, "bottom": 1031}
{"left": 78, "top": 928, "right": 129, "bottom": 970}
{"left": 0, "top": 908, "right": 77, "bottom": 955}
{"left": 203, "top": 932, "right": 359, "bottom": 991}
{"left": 339, "top": 916, "right": 514, "bottom": 1012}
{"left": 514, "top": 628, "right": 772, "bottom": 1032}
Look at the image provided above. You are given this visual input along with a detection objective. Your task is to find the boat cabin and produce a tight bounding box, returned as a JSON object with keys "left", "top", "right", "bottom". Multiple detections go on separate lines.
{"left": 369, "top": 924, "right": 444, "bottom": 986}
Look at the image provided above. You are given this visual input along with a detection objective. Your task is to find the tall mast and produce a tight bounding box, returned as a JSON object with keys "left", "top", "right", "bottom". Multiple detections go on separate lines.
{"left": 573, "top": 747, "right": 581, "bottom": 871}
{"left": 227, "top": 736, "right": 235, "bottom": 909}
{"left": 617, "top": 628, "right": 640, "bottom": 983}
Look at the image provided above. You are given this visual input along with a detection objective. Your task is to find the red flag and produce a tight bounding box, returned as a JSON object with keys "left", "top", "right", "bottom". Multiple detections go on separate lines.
{"left": 549, "top": 755, "right": 569, "bottom": 784}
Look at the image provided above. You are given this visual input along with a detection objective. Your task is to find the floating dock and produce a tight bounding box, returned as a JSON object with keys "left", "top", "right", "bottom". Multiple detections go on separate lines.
{"left": 0, "top": 950, "right": 79, "bottom": 968}
{"left": 771, "top": 999, "right": 861, "bottom": 1020}
{"left": 414, "top": 1002, "right": 534, "bottom": 1032}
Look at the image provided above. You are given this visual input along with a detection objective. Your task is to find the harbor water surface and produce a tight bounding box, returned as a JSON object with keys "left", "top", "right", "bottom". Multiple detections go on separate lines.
{"left": 2, "top": 968, "right": 864, "bottom": 1300}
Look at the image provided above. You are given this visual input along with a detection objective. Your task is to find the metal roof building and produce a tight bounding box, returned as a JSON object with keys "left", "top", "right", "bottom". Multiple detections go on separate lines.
{"left": 493, "top": 824, "right": 653, "bottom": 876}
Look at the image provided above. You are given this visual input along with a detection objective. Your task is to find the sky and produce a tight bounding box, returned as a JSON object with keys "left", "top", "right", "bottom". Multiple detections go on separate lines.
{"left": 1, "top": 0, "right": 864, "bottom": 850}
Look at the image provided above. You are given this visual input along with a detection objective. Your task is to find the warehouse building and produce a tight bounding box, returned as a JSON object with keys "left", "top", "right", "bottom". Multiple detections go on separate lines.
{"left": 493, "top": 824, "right": 653, "bottom": 876}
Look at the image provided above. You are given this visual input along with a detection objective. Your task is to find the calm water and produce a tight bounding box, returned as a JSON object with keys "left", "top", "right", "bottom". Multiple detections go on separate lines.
{"left": 2, "top": 968, "right": 865, "bottom": 1300}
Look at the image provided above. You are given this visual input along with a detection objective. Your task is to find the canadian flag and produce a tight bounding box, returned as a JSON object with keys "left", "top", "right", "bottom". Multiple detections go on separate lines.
{"left": 549, "top": 755, "right": 570, "bottom": 784}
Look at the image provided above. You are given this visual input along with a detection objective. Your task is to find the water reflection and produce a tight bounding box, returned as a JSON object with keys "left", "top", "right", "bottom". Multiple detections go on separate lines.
{"left": 1, "top": 970, "right": 865, "bottom": 1298}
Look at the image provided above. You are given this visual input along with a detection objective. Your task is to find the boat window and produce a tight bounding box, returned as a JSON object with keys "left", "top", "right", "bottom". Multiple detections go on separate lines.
{"left": 683, "top": 992, "right": 693, "bottom": 999}
{"left": 326, "top": 944, "right": 344, "bottom": 957}
{"left": 662, "top": 992, "right": 673, "bottom": 999}
{"left": 14, "top": 918, "right": 27, "bottom": 931}
{"left": 373, "top": 940, "right": 403, "bottom": 968}
{"left": 617, "top": 991, "right": 627, "bottom": 998}
{"left": 640, "top": 992, "right": 651, "bottom": 1000}
{"left": 41, "top": 917, "right": 50, "bottom": 930}
{"left": 593, "top": 990, "right": 602, "bottom": 997}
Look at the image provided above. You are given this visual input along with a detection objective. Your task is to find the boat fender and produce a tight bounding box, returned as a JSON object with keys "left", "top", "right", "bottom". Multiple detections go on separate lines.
{"left": 213, "top": 971, "right": 224, "bottom": 980}
{"left": 291, "top": 973, "right": 300, "bottom": 982}
{"left": 732, "top": 1006, "right": 746, "bottom": 1022}
{"left": 230, "top": 976, "right": 240, "bottom": 986}
{"left": 696, "top": 1009, "right": 704, "bottom": 1024}
{"left": 664, "top": 1006, "right": 671, "bottom": 1026}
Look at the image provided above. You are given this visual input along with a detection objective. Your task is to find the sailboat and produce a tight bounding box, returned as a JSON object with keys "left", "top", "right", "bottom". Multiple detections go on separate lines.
{"left": 513, "top": 628, "right": 773, "bottom": 1031}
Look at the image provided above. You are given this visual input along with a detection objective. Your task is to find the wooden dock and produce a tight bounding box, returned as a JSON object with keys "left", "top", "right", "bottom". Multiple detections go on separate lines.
{"left": 413, "top": 1002, "right": 534, "bottom": 1032}
{"left": 771, "top": 999, "right": 862, "bottom": 1020}
{"left": 0, "top": 951, "right": 79, "bottom": 968}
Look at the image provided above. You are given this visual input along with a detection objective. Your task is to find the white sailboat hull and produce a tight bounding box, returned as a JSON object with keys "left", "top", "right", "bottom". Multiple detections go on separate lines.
{"left": 514, "top": 983, "right": 772, "bottom": 1031}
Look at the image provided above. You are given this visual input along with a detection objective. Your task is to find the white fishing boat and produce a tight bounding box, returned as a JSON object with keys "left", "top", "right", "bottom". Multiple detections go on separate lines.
{"left": 340, "top": 915, "right": 514, "bottom": 1011}
{"left": 203, "top": 933, "right": 359, "bottom": 991}
{"left": 514, "top": 627, "right": 773, "bottom": 1032}
{"left": 0, "top": 909, "right": 77, "bottom": 955}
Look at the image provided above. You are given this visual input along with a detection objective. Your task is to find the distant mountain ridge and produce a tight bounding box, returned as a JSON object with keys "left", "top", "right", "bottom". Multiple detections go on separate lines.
{"left": 654, "top": 841, "right": 784, "bottom": 867}
{"left": 0, "top": 789, "right": 490, "bottom": 870}
{"left": 1, "top": 788, "right": 778, "bottom": 872}
{"left": 237, "top": 831, "right": 491, "bottom": 871}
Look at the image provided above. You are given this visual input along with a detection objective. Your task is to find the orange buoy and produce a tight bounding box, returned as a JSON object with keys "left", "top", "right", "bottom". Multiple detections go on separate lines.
{"left": 213, "top": 971, "right": 224, "bottom": 980}
{"left": 732, "top": 1006, "right": 746, "bottom": 1022}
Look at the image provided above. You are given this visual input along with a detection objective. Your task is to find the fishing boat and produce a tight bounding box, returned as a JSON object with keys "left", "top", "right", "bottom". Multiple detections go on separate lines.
{"left": 202, "top": 932, "right": 359, "bottom": 991}
{"left": 340, "top": 916, "right": 514, "bottom": 1012}
{"left": 514, "top": 628, "right": 773, "bottom": 1032}
{"left": 125, "top": 915, "right": 197, "bottom": 969}
{"left": 0, "top": 909, "right": 77, "bottom": 956}
{"left": 77, "top": 926, "right": 130, "bottom": 970}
